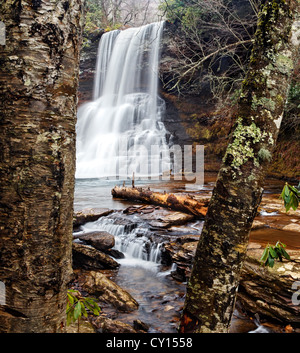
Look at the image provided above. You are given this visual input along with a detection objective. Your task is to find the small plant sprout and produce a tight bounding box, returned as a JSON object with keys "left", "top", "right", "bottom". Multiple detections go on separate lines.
{"left": 67, "top": 289, "right": 101, "bottom": 332}
{"left": 260, "top": 241, "right": 291, "bottom": 268}
{"left": 280, "top": 182, "right": 300, "bottom": 212}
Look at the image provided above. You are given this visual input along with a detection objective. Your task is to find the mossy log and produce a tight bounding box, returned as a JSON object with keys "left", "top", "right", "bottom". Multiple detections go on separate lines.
{"left": 111, "top": 186, "right": 209, "bottom": 218}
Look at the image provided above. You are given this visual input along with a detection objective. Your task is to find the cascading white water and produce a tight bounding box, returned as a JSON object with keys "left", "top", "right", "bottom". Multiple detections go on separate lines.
{"left": 76, "top": 21, "right": 170, "bottom": 179}
{"left": 79, "top": 216, "right": 163, "bottom": 271}
{"left": 93, "top": 29, "right": 120, "bottom": 101}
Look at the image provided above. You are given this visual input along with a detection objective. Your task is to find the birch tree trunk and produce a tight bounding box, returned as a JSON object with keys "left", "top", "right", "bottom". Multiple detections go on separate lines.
{"left": 179, "top": 0, "right": 300, "bottom": 333}
{"left": 0, "top": 0, "right": 82, "bottom": 333}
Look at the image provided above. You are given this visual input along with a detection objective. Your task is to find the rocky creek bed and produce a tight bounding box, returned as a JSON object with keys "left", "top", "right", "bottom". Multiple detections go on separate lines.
{"left": 69, "top": 176, "right": 300, "bottom": 333}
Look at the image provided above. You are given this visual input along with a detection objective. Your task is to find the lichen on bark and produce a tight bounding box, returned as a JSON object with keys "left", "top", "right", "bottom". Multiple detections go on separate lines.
{"left": 180, "top": 0, "right": 299, "bottom": 333}
{"left": 0, "top": 0, "right": 83, "bottom": 333}
{"left": 223, "top": 116, "right": 269, "bottom": 177}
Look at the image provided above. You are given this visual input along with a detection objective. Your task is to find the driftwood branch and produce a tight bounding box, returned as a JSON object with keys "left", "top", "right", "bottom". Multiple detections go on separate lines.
{"left": 111, "top": 186, "right": 209, "bottom": 218}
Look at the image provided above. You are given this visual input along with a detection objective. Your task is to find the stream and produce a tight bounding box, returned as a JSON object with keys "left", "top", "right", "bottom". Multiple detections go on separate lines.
{"left": 73, "top": 18, "right": 299, "bottom": 334}
{"left": 74, "top": 174, "right": 300, "bottom": 333}
{"left": 74, "top": 178, "right": 187, "bottom": 333}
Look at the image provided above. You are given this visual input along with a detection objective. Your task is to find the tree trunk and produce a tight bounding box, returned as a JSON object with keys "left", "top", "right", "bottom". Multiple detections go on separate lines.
{"left": 179, "top": 0, "right": 299, "bottom": 333}
{"left": 111, "top": 186, "right": 209, "bottom": 218}
{"left": 0, "top": 0, "right": 82, "bottom": 333}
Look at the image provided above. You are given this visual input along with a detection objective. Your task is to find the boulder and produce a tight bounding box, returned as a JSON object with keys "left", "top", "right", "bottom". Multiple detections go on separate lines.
{"left": 95, "top": 317, "right": 137, "bottom": 333}
{"left": 108, "top": 213, "right": 139, "bottom": 233}
{"left": 173, "top": 241, "right": 198, "bottom": 263}
{"left": 104, "top": 248, "right": 125, "bottom": 259}
{"left": 144, "top": 210, "right": 194, "bottom": 229}
{"left": 73, "top": 208, "right": 113, "bottom": 228}
{"left": 251, "top": 220, "right": 268, "bottom": 230}
{"left": 75, "top": 231, "right": 115, "bottom": 251}
{"left": 238, "top": 246, "right": 300, "bottom": 324}
{"left": 162, "top": 240, "right": 197, "bottom": 281}
{"left": 133, "top": 319, "right": 150, "bottom": 332}
{"left": 282, "top": 223, "right": 300, "bottom": 233}
{"left": 163, "top": 237, "right": 300, "bottom": 324}
{"left": 82, "top": 271, "right": 139, "bottom": 312}
{"left": 72, "top": 242, "right": 119, "bottom": 270}
{"left": 66, "top": 320, "right": 96, "bottom": 333}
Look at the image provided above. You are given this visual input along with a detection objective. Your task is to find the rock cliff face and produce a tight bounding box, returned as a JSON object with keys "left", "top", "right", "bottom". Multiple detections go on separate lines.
{"left": 78, "top": 30, "right": 104, "bottom": 105}
{"left": 157, "top": 22, "right": 240, "bottom": 173}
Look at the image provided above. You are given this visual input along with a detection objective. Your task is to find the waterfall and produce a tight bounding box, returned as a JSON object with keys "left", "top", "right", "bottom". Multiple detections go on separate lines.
{"left": 93, "top": 29, "right": 120, "bottom": 100}
{"left": 79, "top": 215, "right": 163, "bottom": 271}
{"left": 76, "top": 21, "right": 171, "bottom": 179}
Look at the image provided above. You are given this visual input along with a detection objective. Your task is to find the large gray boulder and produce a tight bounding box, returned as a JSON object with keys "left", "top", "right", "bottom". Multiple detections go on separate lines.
{"left": 82, "top": 271, "right": 139, "bottom": 312}
{"left": 72, "top": 242, "right": 119, "bottom": 270}
{"left": 75, "top": 231, "right": 115, "bottom": 251}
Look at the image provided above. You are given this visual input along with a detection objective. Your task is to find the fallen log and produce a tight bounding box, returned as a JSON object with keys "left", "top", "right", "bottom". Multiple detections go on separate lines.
{"left": 111, "top": 186, "right": 209, "bottom": 218}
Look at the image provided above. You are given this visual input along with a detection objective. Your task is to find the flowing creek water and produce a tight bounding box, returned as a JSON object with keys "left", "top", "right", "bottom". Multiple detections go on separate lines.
{"left": 76, "top": 21, "right": 171, "bottom": 180}
{"left": 74, "top": 179, "right": 187, "bottom": 333}
{"left": 73, "top": 20, "right": 299, "bottom": 333}
{"left": 74, "top": 174, "right": 300, "bottom": 333}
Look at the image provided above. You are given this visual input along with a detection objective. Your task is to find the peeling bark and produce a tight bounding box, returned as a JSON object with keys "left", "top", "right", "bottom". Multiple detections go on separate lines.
{"left": 0, "top": 0, "right": 82, "bottom": 332}
{"left": 180, "top": 0, "right": 300, "bottom": 333}
{"left": 112, "top": 186, "right": 209, "bottom": 218}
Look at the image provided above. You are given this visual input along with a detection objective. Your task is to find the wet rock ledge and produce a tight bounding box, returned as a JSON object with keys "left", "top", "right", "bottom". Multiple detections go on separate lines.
{"left": 239, "top": 245, "right": 300, "bottom": 324}
{"left": 72, "top": 203, "right": 300, "bottom": 331}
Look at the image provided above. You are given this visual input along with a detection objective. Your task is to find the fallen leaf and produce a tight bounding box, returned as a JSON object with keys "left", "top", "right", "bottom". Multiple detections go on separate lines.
{"left": 164, "top": 305, "right": 175, "bottom": 312}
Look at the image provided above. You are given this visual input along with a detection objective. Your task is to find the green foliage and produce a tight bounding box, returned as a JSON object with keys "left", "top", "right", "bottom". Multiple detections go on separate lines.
{"left": 281, "top": 80, "right": 300, "bottom": 134}
{"left": 84, "top": 0, "right": 123, "bottom": 35}
{"left": 261, "top": 181, "right": 299, "bottom": 268}
{"left": 159, "top": 0, "right": 189, "bottom": 23}
{"left": 84, "top": 0, "right": 104, "bottom": 34}
{"left": 260, "top": 182, "right": 298, "bottom": 268}
{"left": 67, "top": 289, "right": 101, "bottom": 331}
{"left": 159, "top": 0, "right": 209, "bottom": 30}
{"left": 288, "top": 81, "right": 300, "bottom": 105}
{"left": 260, "top": 241, "right": 291, "bottom": 268}
{"left": 280, "top": 182, "right": 300, "bottom": 212}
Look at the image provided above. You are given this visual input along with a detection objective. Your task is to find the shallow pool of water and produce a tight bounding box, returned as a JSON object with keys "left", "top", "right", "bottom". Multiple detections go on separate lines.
{"left": 112, "top": 265, "right": 186, "bottom": 333}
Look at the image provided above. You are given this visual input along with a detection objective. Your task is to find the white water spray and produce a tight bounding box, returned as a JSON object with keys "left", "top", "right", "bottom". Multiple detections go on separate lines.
{"left": 76, "top": 21, "right": 170, "bottom": 179}
{"left": 80, "top": 216, "right": 163, "bottom": 271}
